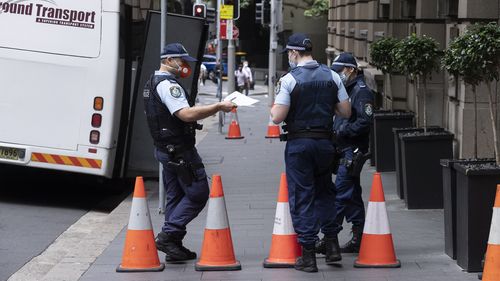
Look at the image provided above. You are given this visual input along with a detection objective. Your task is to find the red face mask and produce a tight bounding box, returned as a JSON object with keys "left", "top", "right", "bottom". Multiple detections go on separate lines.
{"left": 178, "top": 61, "right": 192, "bottom": 78}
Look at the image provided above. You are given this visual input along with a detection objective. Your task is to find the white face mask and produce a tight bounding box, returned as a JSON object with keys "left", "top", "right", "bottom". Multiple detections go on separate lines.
{"left": 288, "top": 51, "right": 297, "bottom": 69}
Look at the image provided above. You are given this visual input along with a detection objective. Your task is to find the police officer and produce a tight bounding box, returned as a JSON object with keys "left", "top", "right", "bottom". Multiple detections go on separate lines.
{"left": 317, "top": 53, "right": 374, "bottom": 254}
{"left": 271, "top": 33, "right": 351, "bottom": 273}
{"left": 143, "top": 43, "right": 234, "bottom": 262}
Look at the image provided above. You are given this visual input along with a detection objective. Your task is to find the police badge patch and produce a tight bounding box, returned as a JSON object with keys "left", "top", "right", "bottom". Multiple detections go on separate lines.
{"left": 170, "top": 86, "right": 182, "bottom": 98}
{"left": 364, "top": 104, "right": 373, "bottom": 116}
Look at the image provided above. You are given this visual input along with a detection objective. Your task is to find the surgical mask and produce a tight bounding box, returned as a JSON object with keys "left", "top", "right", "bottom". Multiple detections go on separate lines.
{"left": 288, "top": 52, "right": 297, "bottom": 69}
{"left": 339, "top": 72, "right": 348, "bottom": 84}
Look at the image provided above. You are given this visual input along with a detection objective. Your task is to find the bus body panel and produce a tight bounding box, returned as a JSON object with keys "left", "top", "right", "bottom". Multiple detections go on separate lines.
{"left": 0, "top": 0, "right": 121, "bottom": 178}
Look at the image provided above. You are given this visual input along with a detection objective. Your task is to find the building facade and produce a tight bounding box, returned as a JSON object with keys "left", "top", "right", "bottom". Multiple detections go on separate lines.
{"left": 327, "top": 0, "right": 500, "bottom": 158}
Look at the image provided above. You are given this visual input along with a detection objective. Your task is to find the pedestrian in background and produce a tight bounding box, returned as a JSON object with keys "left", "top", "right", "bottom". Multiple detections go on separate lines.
{"left": 199, "top": 63, "right": 207, "bottom": 86}
{"left": 242, "top": 60, "right": 253, "bottom": 94}
{"left": 316, "top": 53, "right": 374, "bottom": 255}
{"left": 143, "top": 43, "right": 234, "bottom": 263}
{"left": 271, "top": 33, "right": 351, "bottom": 273}
{"left": 235, "top": 63, "right": 246, "bottom": 93}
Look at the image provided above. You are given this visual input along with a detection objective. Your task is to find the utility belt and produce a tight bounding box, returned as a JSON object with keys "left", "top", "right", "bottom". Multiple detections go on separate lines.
{"left": 162, "top": 144, "right": 205, "bottom": 186}
{"left": 335, "top": 147, "right": 371, "bottom": 177}
{"left": 279, "top": 126, "right": 334, "bottom": 142}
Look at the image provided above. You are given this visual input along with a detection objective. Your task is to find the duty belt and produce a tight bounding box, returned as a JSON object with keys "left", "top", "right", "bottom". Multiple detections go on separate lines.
{"left": 282, "top": 131, "right": 333, "bottom": 141}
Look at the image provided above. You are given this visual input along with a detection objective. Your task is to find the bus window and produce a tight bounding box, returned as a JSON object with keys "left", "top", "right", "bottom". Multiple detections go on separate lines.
{"left": 0, "top": 0, "right": 102, "bottom": 58}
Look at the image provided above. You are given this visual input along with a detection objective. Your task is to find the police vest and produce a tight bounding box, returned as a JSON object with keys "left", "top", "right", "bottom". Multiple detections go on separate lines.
{"left": 143, "top": 74, "right": 196, "bottom": 150}
{"left": 285, "top": 64, "right": 339, "bottom": 134}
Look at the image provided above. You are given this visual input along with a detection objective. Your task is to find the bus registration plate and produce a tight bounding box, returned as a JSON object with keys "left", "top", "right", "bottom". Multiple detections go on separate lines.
{"left": 0, "top": 146, "right": 25, "bottom": 161}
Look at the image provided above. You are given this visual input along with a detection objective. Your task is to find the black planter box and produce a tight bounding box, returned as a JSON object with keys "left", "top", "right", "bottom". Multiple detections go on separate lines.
{"left": 370, "top": 110, "right": 391, "bottom": 166}
{"left": 394, "top": 127, "right": 444, "bottom": 199}
{"left": 440, "top": 159, "right": 494, "bottom": 261}
{"left": 454, "top": 162, "right": 500, "bottom": 272}
{"left": 400, "top": 132, "right": 453, "bottom": 209}
{"left": 373, "top": 111, "right": 414, "bottom": 172}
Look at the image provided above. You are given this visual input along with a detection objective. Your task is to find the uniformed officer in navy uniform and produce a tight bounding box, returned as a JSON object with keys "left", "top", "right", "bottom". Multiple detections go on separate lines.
{"left": 271, "top": 33, "right": 351, "bottom": 273}
{"left": 143, "top": 43, "right": 235, "bottom": 262}
{"left": 317, "top": 53, "right": 374, "bottom": 255}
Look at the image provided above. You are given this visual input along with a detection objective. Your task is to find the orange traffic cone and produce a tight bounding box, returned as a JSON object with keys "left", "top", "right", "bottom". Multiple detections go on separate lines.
{"left": 117, "top": 177, "right": 164, "bottom": 272}
{"left": 265, "top": 113, "right": 280, "bottom": 138}
{"left": 263, "top": 173, "right": 301, "bottom": 268}
{"left": 226, "top": 108, "right": 244, "bottom": 139}
{"left": 354, "top": 172, "right": 400, "bottom": 268}
{"left": 482, "top": 185, "right": 500, "bottom": 281}
{"left": 195, "top": 175, "right": 241, "bottom": 271}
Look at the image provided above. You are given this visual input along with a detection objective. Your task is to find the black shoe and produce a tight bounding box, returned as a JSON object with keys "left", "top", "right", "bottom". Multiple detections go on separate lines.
{"left": 315, "top": 238, "right": 326, "bottom": 255}
{"left": 324, "top": 235, "right": 342, "bottom": 264}
{"left": 340, "top": 225, "right": 363, "bottom": 254}
{"left": 295, "top": 246, "right": 318, "bottom": 273}
{"left": 155, "top": 232, "right": 196, "bottom": 262}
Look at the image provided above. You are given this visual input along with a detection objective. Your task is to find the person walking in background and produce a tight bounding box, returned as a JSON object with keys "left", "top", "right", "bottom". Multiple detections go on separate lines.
{"left": 235, "top": 64, "right": 247, "bottom": 93}
{"left": 242, "top": 60, "right": 253, "bottom": 95}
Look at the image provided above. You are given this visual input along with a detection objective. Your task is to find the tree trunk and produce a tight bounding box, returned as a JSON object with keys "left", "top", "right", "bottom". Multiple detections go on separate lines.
{"left": 414, "top": 80, "right": 419, "bottom": 127}
{"left": 473, "top": 86, "right": 477, "bottom": 159}
{"left": 423, "top": 76, "right": 427, "bottom": 133}
{"left": 487, "top": 83, "right": 500, "bottom": 165}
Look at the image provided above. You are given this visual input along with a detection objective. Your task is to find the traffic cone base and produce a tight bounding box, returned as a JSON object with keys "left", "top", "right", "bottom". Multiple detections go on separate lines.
{"left": 263, "top": 235, "right": 299, "bottom": 268}
{"left": 265, "top": 123, "right": 280, "bottom": 139}
{"left": 354, "top": 234, "right": 400, "bottom": 268}
{"left": 263, "top": 173, "right": 301, "bottom": 268}
{"left": 117, "top": 177, "right": 164, "bottom": 272}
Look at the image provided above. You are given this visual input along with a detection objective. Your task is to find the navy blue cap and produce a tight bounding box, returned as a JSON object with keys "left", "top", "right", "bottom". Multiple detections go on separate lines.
{"left": 160, "top": 43, "right": 197, "bottom": 62}
{"left": 280, "top": 33, "right": 312, "bottom": 54}
{"left": 331, "top": 53, "right": 358, "bottom": 72}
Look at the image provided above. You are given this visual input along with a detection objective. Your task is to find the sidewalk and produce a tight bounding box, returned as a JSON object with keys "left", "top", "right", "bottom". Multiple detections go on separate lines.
{"left": 197, "top": 81, "right": 268, "bottom": 97}
{"left": 80, "top": 94, "right": 479, "bottom": 281}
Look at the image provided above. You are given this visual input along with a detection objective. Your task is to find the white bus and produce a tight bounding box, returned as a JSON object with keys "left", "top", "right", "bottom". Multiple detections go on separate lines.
{"left": 0, "top": 0, "right": 207, "bottom": 179}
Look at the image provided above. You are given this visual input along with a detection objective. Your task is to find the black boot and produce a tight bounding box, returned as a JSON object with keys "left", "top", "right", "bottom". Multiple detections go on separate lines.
{"left": 324, "top": 235, "right": 342, "bottom": 264}
{"left": 295, "top": 246, "right": 318, "bottom": 273}
{"left": 315, "top": 238, "right": 326, "bottom": 255}
{"left": 155, "top": 232, "right": 197, "bottom": 262}
{"left": 340, "top": 225, "right": 363, "bottom": 253}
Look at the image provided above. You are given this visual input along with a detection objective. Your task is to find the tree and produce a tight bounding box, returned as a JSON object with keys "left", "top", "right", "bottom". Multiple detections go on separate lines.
{"left": 370, "top": 37, "right": 400, "bottom": 75}
{"left": 392, "top": 34, "right": 441, "bottom": 131}
{"left": 443, "top": 23, "right": 500, "bottom": 163}
{"left": 304, "top": 0, "right": 328, "bottom": 17}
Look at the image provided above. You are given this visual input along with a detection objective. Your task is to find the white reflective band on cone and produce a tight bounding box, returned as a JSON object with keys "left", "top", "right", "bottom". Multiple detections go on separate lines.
{"left": 128, "top": 197, "right": 153, "bottom": 230}
{"left": 206, "top": 197, "right": 229, "bottom": 229}
{"left": 488, "top": 208, "right": 500, "bottom": 245}
{"left": 363, "top": 202, "right": 390, "bottom": 235}
{"left": 273, "top": 202, "right": 296, "bottom": 235}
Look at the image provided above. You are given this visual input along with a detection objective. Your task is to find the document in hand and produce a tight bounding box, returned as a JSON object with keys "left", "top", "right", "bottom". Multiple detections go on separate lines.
{"left": 224, "top": 91, "right": 259, "bottom": 107}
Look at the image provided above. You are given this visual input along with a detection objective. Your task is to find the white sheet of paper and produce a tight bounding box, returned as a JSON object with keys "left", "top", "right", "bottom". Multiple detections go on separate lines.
{"left": 224, "top": 91, "right": 259, "bottom": 107}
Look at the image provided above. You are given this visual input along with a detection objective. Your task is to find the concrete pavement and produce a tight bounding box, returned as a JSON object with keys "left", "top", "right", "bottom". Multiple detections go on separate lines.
{"left": 78, "top": 94, "right": 478, "bottom": 281}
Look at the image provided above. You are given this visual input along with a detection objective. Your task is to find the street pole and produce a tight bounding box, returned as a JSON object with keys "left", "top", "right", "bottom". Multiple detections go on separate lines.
{"left": 159, "top": 0, "right": 168, "bottom": 214}
{"left": 268, "top": 0, "right": 277, "bottom": 106}
{"left": 216, "top": 0, "right": 223, "bottom": 134}
{"left": 227, "top": 20, "right": 235, "bottom": 95}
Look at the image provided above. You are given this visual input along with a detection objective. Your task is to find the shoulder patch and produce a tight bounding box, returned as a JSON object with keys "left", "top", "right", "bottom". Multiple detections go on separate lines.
{"left": 275, "top": 79, "right": 281, "bottom": 95}
{"left": 364, "top": 103, "right": 373, "bottom": 116}
{"left": 170, "top": 86, "right": 182, "bottom": 98}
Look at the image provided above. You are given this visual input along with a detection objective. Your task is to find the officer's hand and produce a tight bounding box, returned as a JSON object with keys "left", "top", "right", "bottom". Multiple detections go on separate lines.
{"left": 218, "top": 101, "right": 236, "bottom": 112}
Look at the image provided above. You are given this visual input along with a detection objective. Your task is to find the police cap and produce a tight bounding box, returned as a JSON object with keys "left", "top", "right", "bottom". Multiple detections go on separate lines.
{"left": 280, "top": 33, "right": 313, "bottom": 54}
{"left": 331, "top": 52, "right": 358, "bottom": 72}
{"left": 160, "top": 43, "right": 197, "bottom": 61}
